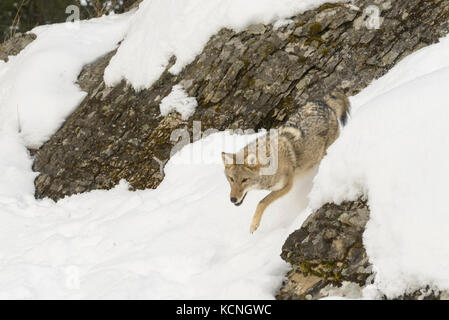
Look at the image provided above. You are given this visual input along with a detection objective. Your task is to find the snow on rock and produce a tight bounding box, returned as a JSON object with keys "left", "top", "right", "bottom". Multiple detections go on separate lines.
{"left": 309, "top": 36, "right": 449, "bottom": 298}
{"left": 160, "top": 84, "right": 198, "bottom": 120}
{"left": 273, "top": 19, "right": 295, "bottom": 30}
{"left": 350, "top": 36, "right": 449, "bottom": 113}
{"left": 104, "top": 0, "right": 345, "bottom": 90}
{"left": 0, "top": 13, "right": 133, "bottom": 148}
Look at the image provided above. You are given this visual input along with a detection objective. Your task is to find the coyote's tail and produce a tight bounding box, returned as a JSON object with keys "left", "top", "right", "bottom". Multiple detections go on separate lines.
{"left": 325, "top": 92, "right": 351, "bottom": 126}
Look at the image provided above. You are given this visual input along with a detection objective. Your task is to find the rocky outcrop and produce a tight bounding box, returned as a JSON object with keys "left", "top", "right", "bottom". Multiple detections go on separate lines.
{"left": 277, "top": 200, "right": 372, "bottom": 300}
{"left": 0, "top": 32, "right": 36, "bottom": 62}
{"left": 31, "top": 0, "right": 449, "bottom": 201}
{"left": 277, "top": 200, "right": 449, "bottom": 300}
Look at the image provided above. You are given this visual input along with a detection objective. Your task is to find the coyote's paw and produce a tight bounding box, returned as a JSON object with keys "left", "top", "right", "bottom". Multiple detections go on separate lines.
{"left": 250, "top": 220, "right": 260, "bottom": 233}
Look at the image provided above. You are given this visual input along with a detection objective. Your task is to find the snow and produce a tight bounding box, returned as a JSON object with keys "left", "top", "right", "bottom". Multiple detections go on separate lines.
{"left": 273, "top": 19, "right": 295, "bottom": 30}
{"left": 0, "top": 130, "right": 315, "bottom": 299}
{"left": 310, "top": 36, "right": 449, "bottom": 298}
{"left": 321, "top": 282, "right": 363, "bottom": 300}
{"left": 0, "top": 13, "right": 132, "bottom": 148}
{"left": 104, "top": 0, "right": 346, "bottom": 90}
{"left": 160, "top": 84, "right": 198, "bottom": 120}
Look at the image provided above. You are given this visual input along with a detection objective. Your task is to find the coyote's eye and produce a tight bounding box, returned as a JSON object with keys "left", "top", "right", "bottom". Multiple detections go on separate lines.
{"left": 242, "top": 178, "right": 248, "bottom": 183}
{"left": 229, "top": 177, "right": 234, "bottom": 182}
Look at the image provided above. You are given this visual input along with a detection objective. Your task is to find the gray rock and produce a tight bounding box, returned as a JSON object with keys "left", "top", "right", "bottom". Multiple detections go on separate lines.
{"left": 277, "top": 200, "right": 371, "bottom": 300}
{"left": 0, "top": 32, "right": 36, "bottom": 62}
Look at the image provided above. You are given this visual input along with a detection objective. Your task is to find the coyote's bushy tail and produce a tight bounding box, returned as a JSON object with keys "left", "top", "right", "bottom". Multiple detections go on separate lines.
{"left": 325, "top": 92, "right": 351, "bottom": 126}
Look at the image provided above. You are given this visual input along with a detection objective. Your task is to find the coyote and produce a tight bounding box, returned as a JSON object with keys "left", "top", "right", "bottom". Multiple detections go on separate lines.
{"left": 222, "top": 92, "right": 350, "bottom": 233}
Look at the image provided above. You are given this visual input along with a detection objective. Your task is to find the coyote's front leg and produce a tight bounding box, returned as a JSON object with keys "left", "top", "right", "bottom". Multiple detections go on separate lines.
{"left": 250, "top": 177, "right": 294, "bottom": 233}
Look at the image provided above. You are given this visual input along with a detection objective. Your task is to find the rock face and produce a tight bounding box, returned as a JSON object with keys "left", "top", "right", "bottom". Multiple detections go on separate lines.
{"left": 277, "top": 200, "right": 372, "bottom": 300}
{"left": 32, "top": 0, "right": 449, "bottom": 201}
{"left": 277, "top": 201, "right": 449, "bottom": 300}
{"left": 0, "top": 32, "right": 36, "bottom": 62}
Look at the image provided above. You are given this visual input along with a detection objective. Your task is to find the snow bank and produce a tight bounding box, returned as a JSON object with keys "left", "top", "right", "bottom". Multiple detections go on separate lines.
{"left": 0, "top": 130, "right": 314, "bottom": 299}
{"left": 104, "top": 0, "right": 345, "bottom": 90}
{"left": 310, "top": 37, "right": 449, "bottom": 298}
{"left": 160, "top": 84, "right": 198, "bottom": 120}
{"left": 0, "top": 13, "right": 132, "bottom": 148}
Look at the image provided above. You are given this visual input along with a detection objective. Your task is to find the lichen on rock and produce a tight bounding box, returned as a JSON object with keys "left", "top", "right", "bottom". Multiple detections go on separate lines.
{"left": 277, "top": 200, "right": 372, "bottom": 300}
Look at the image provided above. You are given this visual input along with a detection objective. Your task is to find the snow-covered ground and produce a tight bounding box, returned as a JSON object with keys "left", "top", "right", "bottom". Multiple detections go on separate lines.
{"left": 1, "top": 0, "right": 449, "bottom": 299}
{"left": 0, "top": 130, "right": 316, "bottom": 299}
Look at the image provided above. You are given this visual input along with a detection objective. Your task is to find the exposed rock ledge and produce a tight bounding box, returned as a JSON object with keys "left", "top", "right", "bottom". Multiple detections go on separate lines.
{"left": 0, "top": 32, "right": 36, "bottom": 62}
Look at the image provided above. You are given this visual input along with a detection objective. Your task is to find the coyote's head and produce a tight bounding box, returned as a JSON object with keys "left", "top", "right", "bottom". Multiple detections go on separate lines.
{"left": 221, "top": 151, "right": 260, "bottom": 206}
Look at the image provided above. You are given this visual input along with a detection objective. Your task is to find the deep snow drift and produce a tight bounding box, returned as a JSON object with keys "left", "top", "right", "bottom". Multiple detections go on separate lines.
{"left": 0, "top": 131, "right": 315, "bottom": 299}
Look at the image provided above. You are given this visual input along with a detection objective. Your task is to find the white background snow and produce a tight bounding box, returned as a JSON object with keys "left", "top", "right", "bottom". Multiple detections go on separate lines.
{"left": 1, "top": 0, "right": 449, "bottom": 299}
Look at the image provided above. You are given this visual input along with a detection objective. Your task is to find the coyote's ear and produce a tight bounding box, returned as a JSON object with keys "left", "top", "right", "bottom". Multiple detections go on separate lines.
{"left": 246, "top": 153, "right": 258, "bottom": 166}
{"left": 222, "top": 152, "right": 234, "bottom": 166}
